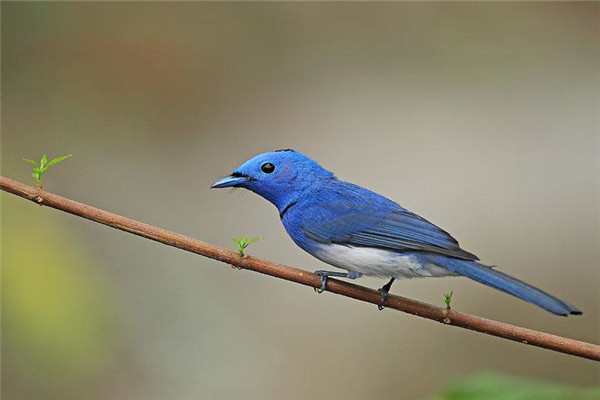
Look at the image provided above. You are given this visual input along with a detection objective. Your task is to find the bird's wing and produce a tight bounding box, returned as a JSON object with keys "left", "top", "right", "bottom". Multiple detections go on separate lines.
{"left": 301, "top": 201, "right": 479, "bottom": 261}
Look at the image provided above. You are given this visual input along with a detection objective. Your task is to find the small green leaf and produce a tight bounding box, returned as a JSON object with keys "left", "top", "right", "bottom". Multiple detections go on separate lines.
{"left": 231, "top": 234, "right": 261, "bottom": 256}
{"left": 444, "top": 291, "right": 454, "bottom": 310}
{"left": 46, "top": 154, "right": 72, "bottom": 168}
{"left": 24, "top": 152, "right": 72, "bottom": 187}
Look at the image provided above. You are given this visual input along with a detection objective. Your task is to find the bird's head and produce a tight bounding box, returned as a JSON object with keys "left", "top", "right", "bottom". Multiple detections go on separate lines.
{"left": 211, "top": 149, "right": 334, "bottom": 211}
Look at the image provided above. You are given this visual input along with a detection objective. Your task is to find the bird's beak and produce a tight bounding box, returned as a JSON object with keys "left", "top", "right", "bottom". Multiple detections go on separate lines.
{"left": 210, "top": 174, "right": 250, "bottom": 189}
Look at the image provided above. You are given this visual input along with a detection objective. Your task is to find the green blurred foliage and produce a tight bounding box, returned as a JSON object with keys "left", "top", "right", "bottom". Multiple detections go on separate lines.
{"left": 430, "top": 372, "right": 600, "bottom": 400}
{"left": 2, "top": 194, "right": 117, "bottom": 395}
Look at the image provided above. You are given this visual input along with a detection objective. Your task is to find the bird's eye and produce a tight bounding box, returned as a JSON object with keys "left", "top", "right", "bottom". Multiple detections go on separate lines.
{"left": 260, "top": 162, "right": 275, "bottom": 174}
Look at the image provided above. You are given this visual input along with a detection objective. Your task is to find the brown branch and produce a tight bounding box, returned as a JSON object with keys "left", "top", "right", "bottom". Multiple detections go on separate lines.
{"left": 2, "top": 175, "right": 598, "bottom": 362}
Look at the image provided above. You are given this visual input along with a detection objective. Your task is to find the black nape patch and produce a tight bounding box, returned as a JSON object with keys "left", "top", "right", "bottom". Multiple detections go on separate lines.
{"left": 279, "top": 200, "right": 298, "bottom": 219}
{"left": 274, "top": 149, "right": 295, "bottom": 152}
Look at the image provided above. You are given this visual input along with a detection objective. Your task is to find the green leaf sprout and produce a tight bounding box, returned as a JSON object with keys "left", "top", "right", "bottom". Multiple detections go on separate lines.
{"left": 444, "top": 291, "right": 454, "bottom": 310}
{"left": 231, "top": 235, "right": 262, "bottom": 257}
{"left": 23, "top": 153, "right": 72, "bottom": 189}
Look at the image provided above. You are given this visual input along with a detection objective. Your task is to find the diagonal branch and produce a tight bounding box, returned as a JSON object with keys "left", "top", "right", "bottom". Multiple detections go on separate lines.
{"left": 1, "top": 175, "right": 598, "bottom": 362}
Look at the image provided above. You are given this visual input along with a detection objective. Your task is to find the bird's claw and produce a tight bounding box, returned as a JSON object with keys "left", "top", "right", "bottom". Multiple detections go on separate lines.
{"left": 377, "top": 278, "right": 395, "bottom": 311}
{"left": 314, "top": 276, "right": 327, "bottom": 293}
{"left": 313, "top": 270, "right": 362, "bottom": 294}
{"left": 378, "top": 289, "right": 388, "bottom": 310}
{"left": 314, "top": 271, "right": 328, "bottom": 293}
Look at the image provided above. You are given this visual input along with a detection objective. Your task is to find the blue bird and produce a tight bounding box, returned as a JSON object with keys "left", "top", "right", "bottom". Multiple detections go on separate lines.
{"left": 211, "top": 150, "right": 582, "bottom": 316}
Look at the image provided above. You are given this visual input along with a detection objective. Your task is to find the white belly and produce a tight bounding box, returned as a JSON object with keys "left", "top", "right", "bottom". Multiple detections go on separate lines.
{"left": 313, "top": 244, "right": 457, "bottom": 279}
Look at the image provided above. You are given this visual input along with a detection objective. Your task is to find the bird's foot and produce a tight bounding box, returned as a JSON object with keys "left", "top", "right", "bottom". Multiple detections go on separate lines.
{"left": 377, "top": 278, "right": 395, "bottom": 310}
{"left": 313, "top": 270, "right": 362, "bottom": 293}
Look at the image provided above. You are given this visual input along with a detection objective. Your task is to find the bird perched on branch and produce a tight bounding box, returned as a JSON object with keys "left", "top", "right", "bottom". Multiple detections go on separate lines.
{"left": 211, "top": 149, "right": 581, "bottom": 316}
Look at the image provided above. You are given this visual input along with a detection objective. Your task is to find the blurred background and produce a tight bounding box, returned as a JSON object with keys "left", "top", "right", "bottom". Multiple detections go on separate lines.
{"left": 2, "top": 2, "right": 599, "bottom": 399}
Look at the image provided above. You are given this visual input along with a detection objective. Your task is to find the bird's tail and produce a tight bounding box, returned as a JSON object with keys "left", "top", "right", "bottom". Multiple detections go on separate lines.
{"left": 429, "top": 255, "right": 582, "bottom": 316}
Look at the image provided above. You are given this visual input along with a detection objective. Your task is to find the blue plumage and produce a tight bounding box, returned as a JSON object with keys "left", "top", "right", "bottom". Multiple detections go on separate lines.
{"left": 211, "top": 150, "right": 582, "bottom": 316}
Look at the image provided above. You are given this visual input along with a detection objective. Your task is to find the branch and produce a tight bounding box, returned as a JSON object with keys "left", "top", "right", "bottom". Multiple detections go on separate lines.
{"left": 2, "top": 175, "right": 598, "bottom": 362}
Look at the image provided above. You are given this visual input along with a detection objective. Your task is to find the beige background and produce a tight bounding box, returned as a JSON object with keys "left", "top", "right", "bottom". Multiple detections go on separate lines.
{"left": 2, "top": 3, "right": 598, "bottom": 399}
